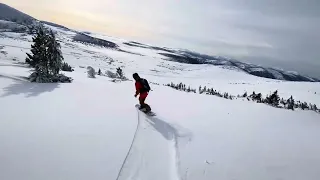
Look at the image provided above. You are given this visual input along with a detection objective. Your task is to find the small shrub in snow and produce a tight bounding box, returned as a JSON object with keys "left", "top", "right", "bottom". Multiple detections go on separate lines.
{"left": 249, "top": 92, "right": 262, "bottom": 103}
{"left": 116, "top": 67, "right": 123, "bottom": 78}
{"left": 301, "top": 102, "right": 309, "bottom": 110}
{"left": 166, "top": 82, "right": 196, "bottom": 93}
{"left": 53, "top": 74, "right": 73, "bottom": 83}
{"left": 29, "top": 72, "right": 72, "bottom": 83}
{"left": 265, "top": 90, "right": 280, "bottom": 107}
{"left": 105, "top": 68, "right": 128, "bottom": 80}
{"left": 106, "top": 70, "right": 118, "bottom": 78}
{"left": 87, "top": 66, "right": 96, "bottom": 78}
{"left": 116, "top": 67, "right": 128, "bottom": 80}
{"left": 61, "top": 62, "right": 74, "bottom": 72}
{"left": 242, "top": 92, "right": 247, "bottom": 98}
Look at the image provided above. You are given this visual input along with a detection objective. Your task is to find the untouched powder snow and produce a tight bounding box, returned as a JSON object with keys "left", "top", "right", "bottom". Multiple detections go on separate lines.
{"left": 2, "top": 65, "right": 319, "bottom": 180}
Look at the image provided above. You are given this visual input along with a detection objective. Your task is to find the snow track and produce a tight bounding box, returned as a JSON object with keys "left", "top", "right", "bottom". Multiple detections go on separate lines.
{"left": 116, "top": 109, "right": 192, "bottom": 180}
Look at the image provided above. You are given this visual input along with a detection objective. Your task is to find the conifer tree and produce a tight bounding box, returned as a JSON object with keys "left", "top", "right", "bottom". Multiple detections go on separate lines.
{"left": 26, "top": 26, "right": 47, "bottom": 68}
{"left": 47, "top": 30, "right": 63, "bottom": 75}
{"left": 266, "top": 90, "right": 280, "bottom": 106}
{"left": 287, "top": 96, "right": 295, "bottom": 110}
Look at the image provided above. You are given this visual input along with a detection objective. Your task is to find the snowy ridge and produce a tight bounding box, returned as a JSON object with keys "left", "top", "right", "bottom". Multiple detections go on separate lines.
{"left": 0, "top": 3, "right": 35, "bottom": 25}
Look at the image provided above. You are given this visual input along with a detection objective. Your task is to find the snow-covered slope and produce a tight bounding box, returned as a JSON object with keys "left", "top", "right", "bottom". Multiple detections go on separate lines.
{"left": 0, "top": 64, "right": 320, "bottom": 180}
{"left": 0, "top": 20, "right": 28, "bottom": 32}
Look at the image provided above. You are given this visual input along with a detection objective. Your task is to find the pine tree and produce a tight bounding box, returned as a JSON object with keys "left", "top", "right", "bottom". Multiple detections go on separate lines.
{"left": 301, "top": 102, "right": 309, "bottom": 110}
{"left": 98, "top": 68, "right": 102, "bottom": 75}
{"left": 250, "top": 91, "right": 256, "bottom": 97}
{"left": 26, "top": 26, "right": 47, "bottom": 68}
{"left": 47, "top": 30, "right": 63, "bottom": 75}
{"left": 287, "top": 96, "right": 295, "bottom": 110}
{"left": 199, "top": 86, "right": 202, "bottom": 94}
{"left": 26, "top": 26, "right": 71, "bottom": 83}
{"left": 309, "top": 103, "right": 313, "bottom": 110}
{"left": 266, "top": 90, "right": 280, "bottom": 106}
{"left": 242, "top": 92, "right": 247, "bottom": 98}
{"left": 256, "top": 93, "right": 262, "bottom": 103}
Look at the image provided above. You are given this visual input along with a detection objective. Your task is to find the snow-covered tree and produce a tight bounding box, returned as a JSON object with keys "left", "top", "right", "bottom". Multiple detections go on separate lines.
{"left": 106, "top": 70, "right": 117, "bottom": 78}
{"left": 47, "top": 30, "right": 63, "bottom": 75}
{"left": 266, "top": 90, "right": 280, "bottom": 106}
{"left": 287, "top": 96, "right": 295, "bottom": 110}
{"left": 301, "top": 102, "right": 309, "bottom": 110}
{"left": 98, "top": 68, "right": 102, "bottom": 75}
{"left": 26, "top": 26, "right": 72, "bottom": 83}
{"left": 26, "top": 26, "right": 47, "bottom": 68}
{"left": 87, "top": 66, "right": 96, "bottom": 78}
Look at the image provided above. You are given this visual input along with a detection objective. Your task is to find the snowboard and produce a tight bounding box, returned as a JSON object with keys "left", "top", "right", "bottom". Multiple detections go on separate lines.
{"left": 135, "top": 104, "right": 156, "bottom": 116}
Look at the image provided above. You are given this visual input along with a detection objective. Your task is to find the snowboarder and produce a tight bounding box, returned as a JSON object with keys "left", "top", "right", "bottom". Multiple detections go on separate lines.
{"left": 133, "top": 73, "right": 151, "bottom": 113}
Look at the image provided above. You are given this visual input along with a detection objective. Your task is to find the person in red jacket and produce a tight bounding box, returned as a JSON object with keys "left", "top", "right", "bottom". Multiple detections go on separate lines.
{"left": 133, "top": 73, "right": 151, "bottom": 112}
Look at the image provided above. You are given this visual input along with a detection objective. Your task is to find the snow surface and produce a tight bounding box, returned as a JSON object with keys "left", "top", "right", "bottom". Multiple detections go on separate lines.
{"left": 1, "top": 25, "right": 320, "bottom": 180}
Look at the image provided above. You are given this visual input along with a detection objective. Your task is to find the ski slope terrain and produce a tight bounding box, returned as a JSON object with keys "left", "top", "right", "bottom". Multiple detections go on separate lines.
{"left": 1, "top": 22, "right": 320, "bottom": 180}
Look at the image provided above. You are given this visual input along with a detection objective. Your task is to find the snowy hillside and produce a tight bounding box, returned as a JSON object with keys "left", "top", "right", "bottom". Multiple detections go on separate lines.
{"left": 1, "top": 4, "right": 320, "bottom": 180}
{"left": 1, "top": 62, "right": 320, "bottom": 180}
{"left": 0, "top": 3, "right": 35, "bottom": 25}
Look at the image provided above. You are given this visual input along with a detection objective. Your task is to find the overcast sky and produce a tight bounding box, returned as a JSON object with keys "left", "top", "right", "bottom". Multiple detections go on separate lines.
{"left": 3, "top": 0, "right": 320, "bottom": 78}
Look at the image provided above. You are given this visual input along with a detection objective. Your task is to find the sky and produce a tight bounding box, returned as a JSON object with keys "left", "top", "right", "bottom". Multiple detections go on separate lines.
{"left": 3, "top": 0, "right": 320, "bottom": 78}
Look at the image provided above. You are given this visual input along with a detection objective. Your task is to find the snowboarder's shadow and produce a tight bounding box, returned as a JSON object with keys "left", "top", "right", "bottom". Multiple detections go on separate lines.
{"left": 1, "top": 79, "right": 60, "bottom": 98}
{"left": 145, "top": 117, "right": 193, "bottom": 142}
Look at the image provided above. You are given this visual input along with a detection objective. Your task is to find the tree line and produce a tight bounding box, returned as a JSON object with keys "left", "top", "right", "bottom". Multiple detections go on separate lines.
{"left": 166, "top": 82, "right": 319, "bottom": 114}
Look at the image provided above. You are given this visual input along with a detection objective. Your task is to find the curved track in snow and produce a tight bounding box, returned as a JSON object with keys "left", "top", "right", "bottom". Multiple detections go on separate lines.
{"left": 116, "top": 109, "right": 192, "bottom": 180}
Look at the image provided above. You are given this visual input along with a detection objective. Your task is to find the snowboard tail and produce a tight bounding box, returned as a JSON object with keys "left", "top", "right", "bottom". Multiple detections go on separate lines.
{"left": 135, "top": 104, "right": 156, "bottom": 116}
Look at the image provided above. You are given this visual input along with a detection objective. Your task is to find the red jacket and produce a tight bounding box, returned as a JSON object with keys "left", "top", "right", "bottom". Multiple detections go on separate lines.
{"left": 135, "top": 81, "right": 148, "bottom": 98}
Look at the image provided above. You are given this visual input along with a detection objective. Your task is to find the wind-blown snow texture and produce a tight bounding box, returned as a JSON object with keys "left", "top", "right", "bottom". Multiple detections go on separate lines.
{"left": 1, "top": 9, "right": 320, "bottom": 180}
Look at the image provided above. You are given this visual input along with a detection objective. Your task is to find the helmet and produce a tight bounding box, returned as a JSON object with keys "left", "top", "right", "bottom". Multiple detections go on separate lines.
{"left": 133, "top": 73, "right": 140, "bottom": 80}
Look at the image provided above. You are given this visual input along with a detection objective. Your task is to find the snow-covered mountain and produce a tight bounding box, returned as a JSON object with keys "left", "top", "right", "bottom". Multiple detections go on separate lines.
{"left": 0, "top": 3, "right": 35, "bottom": 25}
{"left": 124, "top": 43, "right": 320, "bottom": 82}
{"left": 1, "top": 3, "right": 320, "bottom": 180}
